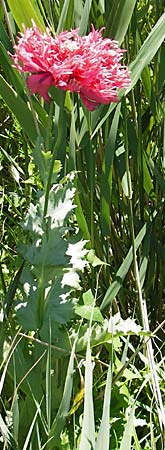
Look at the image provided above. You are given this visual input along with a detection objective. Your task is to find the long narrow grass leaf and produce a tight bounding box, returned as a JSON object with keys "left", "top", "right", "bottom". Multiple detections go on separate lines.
{"left": 22, "top": 400, "right": 43, "bottom": 450}
{"left": 6, "top": 0, "right": 45, "bottom": 30}
{"left": 79, "top": 0, "right": 92, "bottom": 36}
{"left": 12, "top": 356, "right": 19, "bottom": 442}
{"left": 46, "top": 324, "right": 52, "bottom": 433}
{"left": 0, "top": 75, "right": 41, "bottom": 143}
{"left": 0, "top": 413, "right": 19, "bottom": 450}
{"left": 56, "top": 0, "right": 71, "bottom": 34}
{"left": 100, "top": 222, "right": 151, "bottom": 310}
{"left": 0, "top": 335, "right": 23, "bottom": 395}
{"left": 47, "top": 341, "right": 76, "bottom": 449}
{"left": 100, "top": 104, "right": 121, "bottom": 235}
{"left": 119, "top": 405, "right": 135, "bottom": 450}
{"left": 95, "top": 361, "right": 112, "bottom": 450}
{"left": 106, "top": 0, "right": 137, "bottom": 44}
{"left": 79, "top": 339, "right": 95, "bottom": 450}
{"left": 126, "top": 13, "right": 165, "bottom": 93}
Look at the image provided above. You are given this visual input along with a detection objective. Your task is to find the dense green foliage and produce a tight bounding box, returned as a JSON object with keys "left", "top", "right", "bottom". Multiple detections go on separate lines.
{"left": 0, "top": 1, "right": 165, "bottom": 449}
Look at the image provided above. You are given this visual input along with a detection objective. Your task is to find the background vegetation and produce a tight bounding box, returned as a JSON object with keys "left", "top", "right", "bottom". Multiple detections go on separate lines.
{"left": 0, "top": 0, "right": 165, "bottom": 449}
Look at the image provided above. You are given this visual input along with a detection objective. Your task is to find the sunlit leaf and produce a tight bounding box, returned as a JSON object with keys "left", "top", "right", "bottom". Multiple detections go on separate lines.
{"left": 6, "top": 0, "right": 45, "bottom": 31}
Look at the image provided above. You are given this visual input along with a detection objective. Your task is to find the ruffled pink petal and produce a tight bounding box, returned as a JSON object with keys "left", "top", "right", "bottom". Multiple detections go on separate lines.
{"left": 81, "top": 86, "right": 117, "bottom": 105}
{"left": 27, "top": 73, "right": 54, "bottom": 101}
{"left": 80, "top": 91, "right": 100, "bottom": 111}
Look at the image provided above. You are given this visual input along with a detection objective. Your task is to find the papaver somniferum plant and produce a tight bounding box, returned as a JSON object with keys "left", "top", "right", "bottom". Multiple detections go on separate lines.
{"left": 12, "top": 21, "right": 131, "bottom": 110}
{"left": 10, "top": 23, "right": 132, "bottom": 339}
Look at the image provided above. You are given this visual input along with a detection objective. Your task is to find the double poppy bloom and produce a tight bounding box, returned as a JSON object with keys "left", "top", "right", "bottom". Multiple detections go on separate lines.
{"left": 12, "top": 22, "right": 131, "bottom": 111}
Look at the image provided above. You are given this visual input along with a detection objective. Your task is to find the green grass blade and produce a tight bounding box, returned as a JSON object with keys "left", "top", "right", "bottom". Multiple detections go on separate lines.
{"left": 12, "top": 356, "right": 19, "bottom": 443}
{"left": 0, "top": 75, "right": 43, "bottom": 143}
{"left": 106, "top": 0, "right": 137, "bottom": 44}
{"left": 79, "top": 0, "right": 92, "bottom": 36}
{"left": 100, "top": 103, "right": 121, "bottom": 236}
{"left": 0, "top": 145, "right": 25, "bottom": 176}
{"left": 22, "top": 400, "right": 42, "bottom": 450}
{"left": 100, "top": 221, "right": 151, "bottom": 311}
{"left": 95, "top": 361, "right": 112, "bottom": 450}
{"left": 127, "top": 13, "right": 165, "bottom": 94}
{"left": 0, "top": 18, "right": 13, "bottom": 50}
{"left": 6, "top": 0, "right": 45, "bottom": 30}
{"left": 79, "top": 339, "right": 95, "bottom": 450}
{"left": 0, "top": 335, "right": 22, "bottom": 394}
{"left": 74, "top": 189, "right": 91, "bottom": 241}
{"left": 142, "top": 155, "right": 154, "bottom": 195}
{"left": 47, "top": 341, "right": 76, "bottom": 449}
{"left": 119, "top": 405, "right": 135, "bottom": 450}
{"left": 133, "top": 428, "right": 143, "bottom": 450}
{"left": 0, "top": 42, "right": 25, "bottom": 95}
{"left": 4, "top": 262, "right": 25, "bottom": 318}
{"left": 0, "top": 413, "right": 19, "bottom": 450}
{"left": 148, "top": 157, "right": 165, "bottom": 193}
{"left": 56, "top": 0, "right": 72, "bottom": 34}
{"left": 46, "top": 323, "right": 51, "bottom": 433}
{"left": 139, "top": 229, "right": 151, "bottom": 289}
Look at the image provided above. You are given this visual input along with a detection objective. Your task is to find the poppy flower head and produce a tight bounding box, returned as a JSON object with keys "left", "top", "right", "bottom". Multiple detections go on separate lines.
{"left": 12, "top": 22, "right": 131, "bottom": 109}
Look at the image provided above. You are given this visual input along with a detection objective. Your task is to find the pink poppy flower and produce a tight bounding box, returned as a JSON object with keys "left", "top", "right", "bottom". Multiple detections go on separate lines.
{"left": 12, "top": 22, "right": 131, "bottom": 110}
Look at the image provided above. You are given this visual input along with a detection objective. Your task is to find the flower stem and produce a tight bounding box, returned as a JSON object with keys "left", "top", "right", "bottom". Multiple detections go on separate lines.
{"left": 45, "top": 101, "right": 54, "bottom": 152}
{"left": 87, "top": 111, "right": 95, "bottom": 248}
{"left": 43, "top": 99, "right": 65, "bottom": 219}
